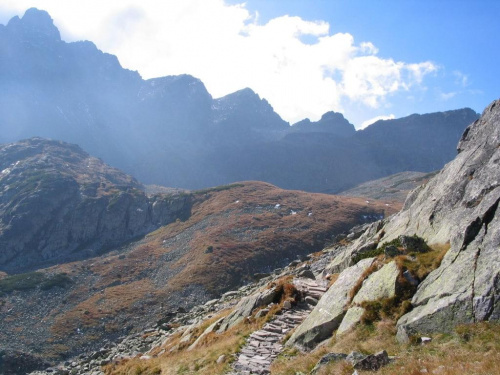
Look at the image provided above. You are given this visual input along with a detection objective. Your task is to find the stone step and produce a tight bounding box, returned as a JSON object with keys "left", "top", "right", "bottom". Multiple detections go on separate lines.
{"left": 309, "top": 286, "right": 328, "bottom": 294}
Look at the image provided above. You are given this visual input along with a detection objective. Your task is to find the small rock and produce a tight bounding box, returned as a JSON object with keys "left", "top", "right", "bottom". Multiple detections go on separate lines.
{"left": 222, "top": 291, "right": 239, "bottom": 299}
{"left": 353, "top": 350, "right": 390, "bottom": 371}
{"left": 399, "top": 235, "right": 429, "bottom": 253}
{"left": 255, "top": 308, "right": 270, "bottom": 318}
{"left": 403, "top": 270, "right": 419, "bottom": 286}
{"left": 420, "top": 336, "right": 432, "bottom": 345}
{"left": 304, "top": 296, "right": 318, "bottom": 306}
{"left": 297, "top": 269, "right": 315, "bottom": 279}
{"left": 216, "top": 354, "right": 226, "bottom": 364}
{"left": 346, "top": 351, "right": 366, "bottom": 364}
{"left": 283, "top": 300, "right": 292, "bottom": 309}
{"left": 310, "top": 352, "right": 347, "bottom": 374}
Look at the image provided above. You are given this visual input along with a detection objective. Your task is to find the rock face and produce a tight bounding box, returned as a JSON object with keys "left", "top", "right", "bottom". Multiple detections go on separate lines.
{"left": 352, "top": 261, "right": 399, "bottom": 304}
{"left": 339, "top": 171, "right": 437, "bottom": 203}
{"left": 0, "top": 8, "right": 478, "bottom": 193}
{"left": 370, "top": 99, "right": 500, "bottom": 341}
{"left": 336, "top": 261, "right": 400, "bottom": 335}
{"left": 0, "top": 138, "right": 191, "bottom": 272}
{"left": 285, "top": 257, "right": 375, "bottom": 349}
{"left": 217, "top": 287, "right": 279, "bottom": 333}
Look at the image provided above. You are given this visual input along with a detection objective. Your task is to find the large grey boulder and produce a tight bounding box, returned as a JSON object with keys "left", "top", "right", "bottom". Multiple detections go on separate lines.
{"left": 336, "top": 306, "right": 365, "bottom": 336}
{"left": 352, "top": 261, "right": 400, "bottom": 304}
{"left": 286, "top": 257, "right": 375, "bottom": 349}
{"left": 217, "top": 287, "right": 278, "bottom": 333}
{"left": 324, "top": 221, "right": 385, "bottom": 275}
{"left": 373, "top": 100, "right": 500, "bottom": 340}
{"left": 337, "top": 261, "right": 400, "bottom": 335}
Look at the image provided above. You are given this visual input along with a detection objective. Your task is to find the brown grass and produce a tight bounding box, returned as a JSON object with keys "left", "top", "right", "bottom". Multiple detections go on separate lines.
{"left": 104, "top": 301, "right": 280, "bottom": 375}
{"left": 327, "top": 273, "right": 339, "bottom": 287}
{"left": 6, "top": 181, "right": 398, "bottom": 361}
{"left": 51, "top": 279, "right": 155, "bottom": 337}
{"left": 395, "top": 242, "right": 450, "bottom": 281}
{"left": 271, "top": 321, "right": 500, "bottom": 375}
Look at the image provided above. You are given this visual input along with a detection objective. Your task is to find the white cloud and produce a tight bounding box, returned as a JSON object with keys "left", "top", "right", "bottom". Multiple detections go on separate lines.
{"left": 360, "top": 114, "right": 395, "bottom": 129}
{"left": 0, "top": 0, "right": 438, "bottom": 123}
{"left": 439, "top": 91, "right": 458, "bottom": 101}
{"left": 453, "top": 70, "right": 469, "bottom": 87}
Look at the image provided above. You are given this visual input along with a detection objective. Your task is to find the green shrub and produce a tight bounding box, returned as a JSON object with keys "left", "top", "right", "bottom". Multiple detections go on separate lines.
{"left": 40, "top": 273, "right": 73, "bottom": 290}
{"left": 0, "top": 272, "right": 45, "bottom": 294}
{"left": 0, "top": 272, "right": 73, "bottom": 295}
{"left": 352, "top": 247, "right": 384, "bottom": 264}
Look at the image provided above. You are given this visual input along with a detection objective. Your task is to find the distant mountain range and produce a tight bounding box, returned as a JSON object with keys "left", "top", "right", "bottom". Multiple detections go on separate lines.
{"left": 0, "top": 8, "right": 479, "bottom": 193}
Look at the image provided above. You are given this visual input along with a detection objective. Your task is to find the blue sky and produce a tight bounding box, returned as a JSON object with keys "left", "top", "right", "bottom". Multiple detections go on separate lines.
{"left": 230, "top": 0, "right": 499, "bottom": 125}
{"left": 1, "top": 0, "right": 498, "bottom": 127}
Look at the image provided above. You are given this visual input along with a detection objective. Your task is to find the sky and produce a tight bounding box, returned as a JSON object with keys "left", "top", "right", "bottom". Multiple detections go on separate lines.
{"left": 0, "top": 0, "right": 498, "bottom": 128}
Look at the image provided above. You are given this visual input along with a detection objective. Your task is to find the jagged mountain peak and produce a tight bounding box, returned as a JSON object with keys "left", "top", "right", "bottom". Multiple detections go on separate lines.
{"left": 215, "top": 87, "right": 264, "bottom": 107}
{"left": 6, "top": 8, "right": 61, "bottom": 42}
{"left": 139, "top": 74, "right": 211, "bottom": 102}
{"left": 290, "top": 110, "right": 355, "bottom": 137}
{"left": 212, "top": 87, "right": 288, "bottom": 131}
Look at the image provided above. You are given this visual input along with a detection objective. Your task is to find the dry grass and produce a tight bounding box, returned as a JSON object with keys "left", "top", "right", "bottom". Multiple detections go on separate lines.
{"left": 51, "top": 279, "right": 154, "bottom": 337}
{"left": 5, "top": 181, "right": 398, "bottom": 361}
{"left": 271, "top": 321, "right": 500, "bottom": 375}
{"left": 105, "top": 303, "right": 280, "bottom": 375}
{"left": 397, "top": 242, "right": 450, "bottom": 280}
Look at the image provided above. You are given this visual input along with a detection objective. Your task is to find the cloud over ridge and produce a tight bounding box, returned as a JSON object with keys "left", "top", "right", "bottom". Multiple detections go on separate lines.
{"left": 0, "top": 0, "right": 437, "bottom": 124}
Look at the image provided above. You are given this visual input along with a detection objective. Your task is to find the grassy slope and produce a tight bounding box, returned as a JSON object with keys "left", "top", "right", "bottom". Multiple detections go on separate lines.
{"left": 0, "top": 181, "right": 397, "bottom": 361}
{"left": 105, "top": 239, "right": 499, "bottom": 375}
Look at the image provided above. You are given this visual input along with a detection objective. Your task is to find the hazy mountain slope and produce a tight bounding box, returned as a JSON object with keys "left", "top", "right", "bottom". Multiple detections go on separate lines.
{"left": 0, "top": 8, "right": 479, "bottom": 193}
{"left": 355, "top": 108, "right": 479, "bottom": 173}
{"left": 339, "top": 171, "right": 437, "bottom": 203}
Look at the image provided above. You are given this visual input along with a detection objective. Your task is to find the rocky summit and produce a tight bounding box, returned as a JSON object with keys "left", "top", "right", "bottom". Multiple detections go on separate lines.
{"left": 14, "top": 99, "right": 499, "bottom": 375}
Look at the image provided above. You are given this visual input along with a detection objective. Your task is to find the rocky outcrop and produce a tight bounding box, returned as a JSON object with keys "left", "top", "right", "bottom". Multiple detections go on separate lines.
{"left": 336, "top": 261, "right": 400, "bottom": 335}
{"left": 285, "top": 257, "right": 375, "bottom": 349}
{"left": 369, "top": 100, "right": 500, "bottom": 341}
{"left": 216, "top": 287, "right": 279, "bottom": 333}
{"left": 0, "top": 138, "right": 191, "bottom": 272}
{"left": 352, "top": 261, "right": 399, "bottom": 304}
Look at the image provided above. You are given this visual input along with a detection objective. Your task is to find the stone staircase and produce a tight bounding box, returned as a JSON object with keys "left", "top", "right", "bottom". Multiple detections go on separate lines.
{"left": 229, "top": 277, "right": 328, "bottom": 375}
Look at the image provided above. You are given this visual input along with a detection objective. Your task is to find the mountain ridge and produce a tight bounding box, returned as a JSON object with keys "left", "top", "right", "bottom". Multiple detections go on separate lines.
{"left": 0, "top": 8, "right": 479, "bottom": 193}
